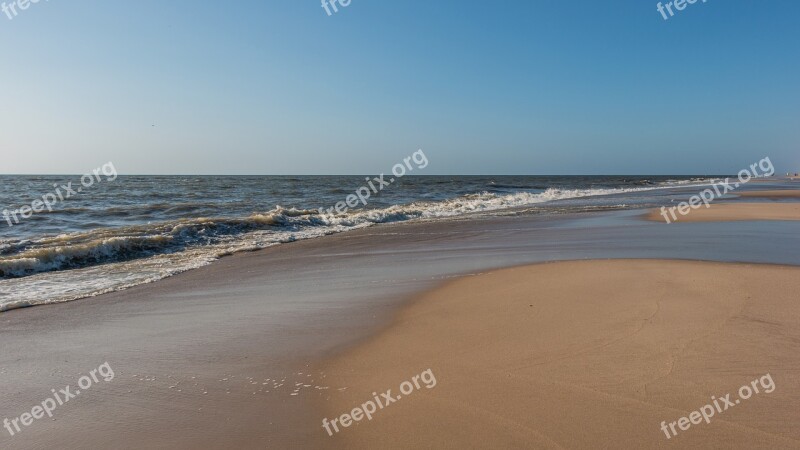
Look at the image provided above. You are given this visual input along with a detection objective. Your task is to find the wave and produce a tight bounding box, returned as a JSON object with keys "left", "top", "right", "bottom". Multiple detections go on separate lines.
{"left": 0, "top": 208, "right": 313, "bottom": 278}
{"left": 4, "top": 178, "right": 731, "bottom": 314}
{"left": 663, "top": 177, "right": 721, "bottom": 185}
{"left": 0, "top": 186, "right": 674, "bottom": 281}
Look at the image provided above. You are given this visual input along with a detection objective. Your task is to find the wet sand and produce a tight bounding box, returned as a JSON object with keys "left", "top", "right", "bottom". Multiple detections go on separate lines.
{"left": 318, "top": 260, "right": 800, "bottom": 449}
{"left": 2, "top": 197, "right": 800, "bottom": 448}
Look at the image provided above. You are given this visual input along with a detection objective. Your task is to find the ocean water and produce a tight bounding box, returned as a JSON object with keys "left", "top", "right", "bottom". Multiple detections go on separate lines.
{"left": 0, "top": 175, "right": 717, "bottom": 312}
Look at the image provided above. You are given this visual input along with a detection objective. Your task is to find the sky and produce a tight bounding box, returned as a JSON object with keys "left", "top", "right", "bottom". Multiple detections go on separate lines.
{"left": 0, "top": 0, "right": 798, "bottom": 175}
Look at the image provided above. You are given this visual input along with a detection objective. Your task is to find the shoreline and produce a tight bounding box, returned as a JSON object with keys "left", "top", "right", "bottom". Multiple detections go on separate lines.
{"left": 4, "top": 181, "right": 799, "bottom": 314}
{"left": 4, "top": 1, "right": 800, "bottom": 447}
{"left": 2, "top": 185, "right": 800, "bottom": 448}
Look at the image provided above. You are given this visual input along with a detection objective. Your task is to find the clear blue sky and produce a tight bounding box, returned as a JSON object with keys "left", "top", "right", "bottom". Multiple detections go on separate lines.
{"left": 1, "top": 0, "right": 798, "bottom": 175}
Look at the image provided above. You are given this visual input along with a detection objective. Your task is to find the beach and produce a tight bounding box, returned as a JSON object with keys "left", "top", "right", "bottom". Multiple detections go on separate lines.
{"left": 4, "top": 0, "right": 799, "bottom": 447}
{"left": 645, "top": 203, "right": 800, "bottom": 223}
{"left": 738, "top": 190, "right": 800, "bottom": 199}
{"left": 317, "top": 260, "right": 800, "bottom": 448}
{"left": 2, "top": 181, "right": 800, "bottom": 449}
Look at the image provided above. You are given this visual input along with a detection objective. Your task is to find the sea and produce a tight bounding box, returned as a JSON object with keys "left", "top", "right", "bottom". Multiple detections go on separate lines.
{"left": 0, "top": 175, "right": 720, "bottom": 312}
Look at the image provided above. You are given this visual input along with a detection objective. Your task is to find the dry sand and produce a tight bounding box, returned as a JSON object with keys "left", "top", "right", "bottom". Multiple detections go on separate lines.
{"left": 645, "top": 203, "right": 800, "bottom": 223}
{"left": 737, "top": 190, "right": 800, "bottom": 199}
{"left": 318, "top": 260, "right": 800, "bottom": 449}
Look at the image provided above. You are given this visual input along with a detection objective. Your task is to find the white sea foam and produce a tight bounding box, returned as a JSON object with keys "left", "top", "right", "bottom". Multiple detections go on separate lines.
{"left": 0, "top": 183, "right": 709, "bottom": 312}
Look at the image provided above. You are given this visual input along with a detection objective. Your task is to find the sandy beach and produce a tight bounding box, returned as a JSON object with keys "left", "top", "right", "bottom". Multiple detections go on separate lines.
{"left": 737, "top": 190, "right": 800, "bottom": 199}
{"left": 645, "top": 188, "right": 800, "bottom": 223}
{"left": 4, "top": 1, "right": 799, "bottom": 447}
{"left": 317, "top": 260, "right": 800, "bottom": 448}
{"left": 2, "top": 184, "right": 800, "bottom": 449}
{"left": 645, "top": 203, "right": 800, "bottom": 223}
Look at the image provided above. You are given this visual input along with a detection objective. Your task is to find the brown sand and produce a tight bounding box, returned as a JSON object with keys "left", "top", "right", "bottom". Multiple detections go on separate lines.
{"left": 737, "top": 190, "right": 800, "bottom": 199}
{"left": 318, "top": 260, "right": 800, "bottom": 449}
{"left": 645, "top": 203, "right": 800, "bottom": 223}
{"left": 4, "top": 206, "right": 799, "bottom": 448}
